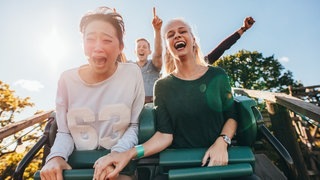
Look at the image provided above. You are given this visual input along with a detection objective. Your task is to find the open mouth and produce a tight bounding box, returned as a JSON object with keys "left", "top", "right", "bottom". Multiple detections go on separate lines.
{"left": 174, "top": 41, "right": 186, "bottom": 50}
{"left": 93, "top": 57, "right": 107, "bottom": 65}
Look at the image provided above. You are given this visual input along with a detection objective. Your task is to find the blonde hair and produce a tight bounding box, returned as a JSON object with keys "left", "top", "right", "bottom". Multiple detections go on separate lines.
{"left": 162, "top": 19, "right": 207, "bottom": 77}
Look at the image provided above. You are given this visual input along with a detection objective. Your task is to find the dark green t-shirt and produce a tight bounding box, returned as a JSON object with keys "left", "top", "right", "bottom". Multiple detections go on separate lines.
{"left": 154, "top": 66, "right": 237, "bottom": 148}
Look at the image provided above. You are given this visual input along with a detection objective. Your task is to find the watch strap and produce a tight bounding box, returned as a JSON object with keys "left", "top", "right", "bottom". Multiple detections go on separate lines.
{"left": 219, "top": 134, "right": 231, "bottom": 146}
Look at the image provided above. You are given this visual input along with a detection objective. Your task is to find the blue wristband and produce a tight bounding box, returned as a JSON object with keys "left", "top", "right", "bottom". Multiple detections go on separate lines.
{"left": 135, "top": 145, "right": 144, "bottom": 159}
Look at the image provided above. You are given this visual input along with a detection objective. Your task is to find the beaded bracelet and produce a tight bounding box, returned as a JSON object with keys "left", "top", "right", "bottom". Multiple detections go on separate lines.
{"left": 135, "top": 145, "right": 144, "bottom": 159}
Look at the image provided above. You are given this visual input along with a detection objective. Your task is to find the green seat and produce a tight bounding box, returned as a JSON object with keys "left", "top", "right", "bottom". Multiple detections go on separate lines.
{"left": 157, "top": 96, "right": 258, "bottom": 179}
{"left": 160, "top": 146, "right": 255, "bottom": 168}
{"left": 159, "top": 147, "right": 255, "bottom": 179}
{"left": 169, "top": 163, "right": 253, "bottom": 180}
{"left": 31, "top": 96, "right": 259, "bottom": 180}
{"left": 234, "top": 96, "right": 258, "bottom": 146}
{"left": 138, "top": 103, "right": 156, "bottom": 144}
{"left": 33, "top": 150, "right": 136, "bottom": 179}
{"left": 33, "top": 104, "right": 156, "bottom": 180}
{"left": 34, "top": 169, "right": 93, "bottom": 180}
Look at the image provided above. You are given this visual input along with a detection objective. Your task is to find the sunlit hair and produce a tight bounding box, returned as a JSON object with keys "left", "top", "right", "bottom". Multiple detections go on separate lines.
{"left": 117, "top": 53, "right": 128, "bottom": 62}
{"left": 80, "top": 6, "right": 127, "bottom": 62}
{"left": 136, "top": 38, "right": 151, "bottom": 49}
{"left": 162, "top": 18, "right": 207, "bottom": 77}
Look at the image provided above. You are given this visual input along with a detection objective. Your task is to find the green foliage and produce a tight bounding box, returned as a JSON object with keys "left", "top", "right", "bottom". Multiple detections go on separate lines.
{"left": 213, "top": 50, "right": 303, "bottom": 92}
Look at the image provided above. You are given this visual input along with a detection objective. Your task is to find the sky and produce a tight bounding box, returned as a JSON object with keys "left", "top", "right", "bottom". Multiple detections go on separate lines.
{"left": 0, "top": 0, "right": 319, "bottom": 120}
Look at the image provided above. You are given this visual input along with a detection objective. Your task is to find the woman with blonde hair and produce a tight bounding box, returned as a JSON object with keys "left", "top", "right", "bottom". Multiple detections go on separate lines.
{"left": 95, "top": 17, "right": 239, "bottom": 180}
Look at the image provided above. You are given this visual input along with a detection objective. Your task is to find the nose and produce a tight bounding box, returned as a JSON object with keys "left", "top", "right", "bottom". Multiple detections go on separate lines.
{"left": 174, "top": 33, "right": 181, "bottom": 40}
{"left": 93, "top": 40, "right": 103, "bottom": 52}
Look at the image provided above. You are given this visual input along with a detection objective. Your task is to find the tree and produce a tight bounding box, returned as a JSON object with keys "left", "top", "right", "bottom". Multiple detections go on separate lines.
{"left": 0, "top": 80, "right": 34, "bottom": 127}
{"left": 0, "top": 80, "right": 42, "bottom": 179}
{"left": 213, "top": 50, "right": 303, "bottom": 92}
{"left": 1, "top": 80, "right": 34, "bottom": 152}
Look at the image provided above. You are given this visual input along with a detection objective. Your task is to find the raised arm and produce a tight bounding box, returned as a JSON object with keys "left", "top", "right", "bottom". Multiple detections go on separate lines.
{"left": 238, "top": 16, "right": 255, "bottom": 36}
{"left": 151, "top": 7, "right": 163, "bottom": 70}
{"left": 205, "top": 16, "right": 255, "bottom": 64}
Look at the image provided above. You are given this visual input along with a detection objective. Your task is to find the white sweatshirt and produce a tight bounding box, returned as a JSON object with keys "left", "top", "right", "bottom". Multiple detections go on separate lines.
{"left": 46, "top": 63, "right": 145, "bottom": 162}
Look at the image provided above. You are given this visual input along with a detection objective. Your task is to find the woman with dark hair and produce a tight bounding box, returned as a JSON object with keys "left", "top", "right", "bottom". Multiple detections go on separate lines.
{"left": 40, "top": 7, "right": 144, "bottom": 180}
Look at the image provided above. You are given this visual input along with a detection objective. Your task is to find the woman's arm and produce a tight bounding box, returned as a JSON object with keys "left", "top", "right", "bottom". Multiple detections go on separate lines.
{"left": 46, "top": 74, "right": 75, "bottom": 162}
{"left": 202, "top": 118, "right": 237, "bottom": 166}
{"left": 205, "top": 16, "right": 255, "bottom": 64}
{"left": 93, "top": 131, "right": 173, "bottom": 180}
{"left": 202, "top": 68, "right": 238, "bottom": 166}
{"left": 41, "top": 73, "right": 74, "bottom": 180}
{"left": 111, "top": 67, "right": 145, "bottom": 153}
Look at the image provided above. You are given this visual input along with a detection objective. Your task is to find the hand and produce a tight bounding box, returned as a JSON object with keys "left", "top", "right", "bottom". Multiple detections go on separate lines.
{"left": 242, "top": 16, "right": 255, "bottom": 30}
{"left": 152, "top": 7, "right": 163, "bottom": 31}
{"left": 40, "top": 156, "right": 72, "bottom": 180}
{"left": 93, "top": 151, "right": 133, "bottom": 180}
{"left": 201, "top": 137, "right": 229, "bottom": 166}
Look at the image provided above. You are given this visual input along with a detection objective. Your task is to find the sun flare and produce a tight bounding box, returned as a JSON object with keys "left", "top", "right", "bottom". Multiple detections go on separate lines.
{"left": 41, "top": 28, "right": 67, "bottom": 62}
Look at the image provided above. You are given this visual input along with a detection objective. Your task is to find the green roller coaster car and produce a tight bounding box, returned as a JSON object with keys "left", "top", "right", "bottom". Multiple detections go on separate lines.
{"left": 14, "top": 96, "right": 293, "bottom": 180}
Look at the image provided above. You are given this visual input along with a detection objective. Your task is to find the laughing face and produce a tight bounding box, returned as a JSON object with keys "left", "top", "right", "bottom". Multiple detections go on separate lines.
{"left": 164, "top": 19, "right": 195, "bottom": 59}
{"left": 83, "top": 20, "right": 123, "bottom": 74}
{"left": 135, "top": 39, "right": 151, "bottom": 61}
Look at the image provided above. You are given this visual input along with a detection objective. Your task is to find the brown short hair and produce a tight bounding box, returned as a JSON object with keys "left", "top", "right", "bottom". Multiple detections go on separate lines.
{"left": 136, "top": 38, "right": 150, "bottom": 49}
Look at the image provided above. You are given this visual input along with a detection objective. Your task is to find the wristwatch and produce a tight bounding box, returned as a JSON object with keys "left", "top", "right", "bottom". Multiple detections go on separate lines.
{"left": 219, "top": 134, "right": 231, "bottom": 146}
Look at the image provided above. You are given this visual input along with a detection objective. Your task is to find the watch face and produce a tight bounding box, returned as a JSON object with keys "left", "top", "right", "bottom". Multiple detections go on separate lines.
{"left": 223, "top": 135, "right": 231, "bottom": 145}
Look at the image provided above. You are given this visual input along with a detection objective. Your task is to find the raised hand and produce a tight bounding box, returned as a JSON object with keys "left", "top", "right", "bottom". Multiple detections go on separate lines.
{"left": 243, "top": 16, "right": 255, "bottom": 30}
{"left": 152, "top": 7, "right": 163, "bottom": 31}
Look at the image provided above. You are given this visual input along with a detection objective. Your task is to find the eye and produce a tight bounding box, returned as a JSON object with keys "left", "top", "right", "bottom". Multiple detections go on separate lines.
{"left": 103, "top": 39, "right": 112, "bottom": 43}
{"left": 179, "top": 29, "right": 187, "bottom": 34}
{"left": 166, "top": 33, "right": 174, "bottom": 39}
{"left": 85, "top": 37, "right": 95, "bottom": 43}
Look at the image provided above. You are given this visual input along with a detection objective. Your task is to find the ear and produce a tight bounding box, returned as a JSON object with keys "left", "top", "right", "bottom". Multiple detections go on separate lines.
{"left": 119, "top": 43, "right": 124, "bottom": 52}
